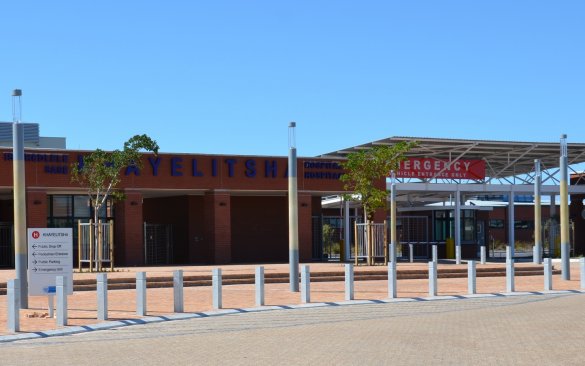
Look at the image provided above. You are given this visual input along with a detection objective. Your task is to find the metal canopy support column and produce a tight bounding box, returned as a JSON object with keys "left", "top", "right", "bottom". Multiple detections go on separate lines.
{"left": 344, "top": 200, "right": 351, "bottom": 262}
{"left": 508, "top": 191, "right": 515, "bottom": 259}
{"left": 288, "top": 122, "right": 299, "bottom": 292}
{"left": 534, "top": 159, "right": 542, "bottom": 264}
{"left": 454, "top": 186, "right": 461, "bottom": 264}
{"left": 560, "top": 134, "right": 570, "bottom": 280}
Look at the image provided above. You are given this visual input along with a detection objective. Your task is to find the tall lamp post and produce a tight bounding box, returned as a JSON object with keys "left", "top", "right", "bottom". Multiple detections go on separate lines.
{"left": 560, "top": 134, "right": 570, "bottom": 280}
{"left": 12, "top": 89, "right": 28, "bottom": 308}
{"left": 288, "top": 122, "right": 299, "bottom": 292}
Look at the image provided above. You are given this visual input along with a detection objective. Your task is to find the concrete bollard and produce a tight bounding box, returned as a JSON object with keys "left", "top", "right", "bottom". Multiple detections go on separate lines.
{"left": 212, "top": 268, "right": 222, "bottom": 309}
{"left": 432, "top": 244, "right": 438, "bottom": 265}
{"left": 456, "top": 245, "right": 461, "bottom": 265}
{"left": 544, "top": 258, "right": 552, "bottom": 291}
{"left": 428, "top": 261, "right": 437, "bottom": 296}
{"left": 301, "top": 265, "right": 310, "bottom": 303}
{"left": 56, "top": 276, "right": 68, "bottom": 327}
{"left": 480, "top": 246, "right": 486, "bottom": 265}
{"left": 7, "top": 279, "right": 20, "bottom": 332}
{"left": 255, "top": 266, "right": 265, "bottom": 306}
{"left": 409, "top": 243, "right": 414, "bottom": 263}
{"left": 345, "top": 264, "right": 354, "bottom": 301}
{"left": 388, "top": 261, "right": 397, "bottom": 299}
{"left": 173, "top": 270, "right": 184, "bottom": 313}
{"left": 97, "top": 273, "right": 108, "bottom": 321}
{"left": 136, "top": 272, "right": 147, "bottom": 316}
{"left": 468, "top": 260, "right": 476, "bottom": 295}
{"left": 506, "top": 246, "right": 514, "bottom": 292}
{"left": 579, "top": 258, "right": 585, "bottom": 290}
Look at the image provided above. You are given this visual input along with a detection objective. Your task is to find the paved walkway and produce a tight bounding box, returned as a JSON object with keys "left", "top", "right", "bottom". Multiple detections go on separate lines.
{"left": 0, "top": 261, "right": 583, "bottom": 336}
{"left": 2, "top": 292, "right": 585, "bottom": 365}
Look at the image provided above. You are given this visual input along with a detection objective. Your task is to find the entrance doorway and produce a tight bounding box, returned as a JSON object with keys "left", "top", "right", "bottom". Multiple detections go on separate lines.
{"left": 0, "top": 223, "right": 13, "bottom": 267}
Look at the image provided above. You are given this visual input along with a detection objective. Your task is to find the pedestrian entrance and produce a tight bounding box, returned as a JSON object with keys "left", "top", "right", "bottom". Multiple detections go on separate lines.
{"left": 0, "top": 223, "right": 13, "bottom": 267}
{"left": 144, "top": 223, "right": 173, "bottom": 265}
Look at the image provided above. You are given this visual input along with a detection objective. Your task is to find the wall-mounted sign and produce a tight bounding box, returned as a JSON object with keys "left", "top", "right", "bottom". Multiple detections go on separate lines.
{"left": 395, "top": 158, "right": 485, "bottom": 179}
{"left": 27, "top": 228, "right": 73, "bottom": 296}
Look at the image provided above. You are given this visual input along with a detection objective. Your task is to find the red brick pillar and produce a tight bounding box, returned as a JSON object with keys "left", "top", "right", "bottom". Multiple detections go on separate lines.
{"left": 115, "top": 191, "right": 143, "bottom": 266}
{"left": 204, "top": 190, "right": 231, "bottom": 264}
{"left": 298, "top": 193, "right": 313, "bottom": 262}
{"left": 26, "top": 190, "right": 47, "bottom": 228}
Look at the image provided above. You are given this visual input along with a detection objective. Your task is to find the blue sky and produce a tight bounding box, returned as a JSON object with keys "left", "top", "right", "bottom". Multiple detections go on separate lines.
{"left": 1, "top": 1, "right": 584, "bottom": 156}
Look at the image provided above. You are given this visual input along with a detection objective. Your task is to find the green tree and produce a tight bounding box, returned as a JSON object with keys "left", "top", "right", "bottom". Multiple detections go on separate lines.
{"left": 340, "top": 142, "right": 416, "bottom": 222}
{"left": 71, "top": 134, "right": 159, "bottom": 269}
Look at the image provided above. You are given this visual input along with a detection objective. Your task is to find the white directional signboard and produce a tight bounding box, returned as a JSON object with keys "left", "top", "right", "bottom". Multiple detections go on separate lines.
{"left": 27, "top": 228, "right": 73, "bottom": 296}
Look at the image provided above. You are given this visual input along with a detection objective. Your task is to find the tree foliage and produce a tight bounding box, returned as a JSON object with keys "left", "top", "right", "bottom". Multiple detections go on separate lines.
{"left": 71, "top": 134, "right": 159, "bottom": 222}
{"left": 340, "top": 142, "right": 416, "bottom": 221}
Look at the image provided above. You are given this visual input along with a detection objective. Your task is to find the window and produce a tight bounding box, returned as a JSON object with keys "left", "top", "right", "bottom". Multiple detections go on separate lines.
{"left": 489, "top": 219, "right": 504, "bottom": 228}
{"left": 514, "top": 220, "right": 534, "bottom": 229}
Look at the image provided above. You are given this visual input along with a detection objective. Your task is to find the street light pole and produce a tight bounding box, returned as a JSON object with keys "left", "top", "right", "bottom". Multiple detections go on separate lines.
{"left": 288, "top": 122, "right": 299, "bottom": 292}
{"left": 12, "top": 89, "right": 28, "bottom": 308}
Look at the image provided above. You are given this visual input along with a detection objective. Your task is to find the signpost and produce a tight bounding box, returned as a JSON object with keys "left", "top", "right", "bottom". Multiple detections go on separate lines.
{"left": 27, "top": 228, "right": 73, "bottom": 300}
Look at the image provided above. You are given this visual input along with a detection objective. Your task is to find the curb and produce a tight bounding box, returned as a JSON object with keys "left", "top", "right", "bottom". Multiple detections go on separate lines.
{"left": 2, "top": 289, "right": 584, "bottom": 343}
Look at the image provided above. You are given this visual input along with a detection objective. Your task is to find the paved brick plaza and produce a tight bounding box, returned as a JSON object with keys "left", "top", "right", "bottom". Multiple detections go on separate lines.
{"left": 0, "top": 261, "right": 583, "bottom": 336}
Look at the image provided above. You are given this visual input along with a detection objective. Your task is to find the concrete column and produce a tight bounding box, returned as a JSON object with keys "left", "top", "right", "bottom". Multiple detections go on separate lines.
{"left": 508, "top": 192, "right": 515, "bottom": 259}
{"left": 544, "top": 258, "right": 552, "bottom": 291}
{"left": 136, "top": 272, "right": 146, "bottom": 316}
{"left": 455, "top": 187, "right": 462, "bottom": 264}
{"left": 388, "top": 261, "right": 397, "bottom": 298}
{"left": 560, "top": 134, "right": 570, "bottom": 280}
{"left": 506, "top": 247, "right": 515, "bottom": 293}
{"left": 344, "top": 200, "right": 351, "bottom": 262}
{"left": 534, "top": 159, "right": 542, "bottom": 264}
{"left": 345, "top": 264, "right": 354, "bottom": 301}
{"left": 212, "top": 268, "right": 222, "bottom": 309}
{"left": 97, "top": 273, "right": 108, "bottom": 321}
{"left": 255, "top": 266, "right": 265, "bottom": 306}
{"left": 56, "top": 276, "right": 68, "bottom": 327}
{"left": 7, "top": 279, "right": 20, "bottom": 332}
{"left": 480, "top": 246, "right": 486, "bottom": 265}
{"left": 301, "top": 265, "right": 310, "bottom": 303}
{"left": 468, "top": 260, "right": 476, "bottom": 295}
{"left": 428, "top": 261, "right": 437, "bottom": 296}
{"left": 173, "top": 270, "right": 184, "bottom": 313}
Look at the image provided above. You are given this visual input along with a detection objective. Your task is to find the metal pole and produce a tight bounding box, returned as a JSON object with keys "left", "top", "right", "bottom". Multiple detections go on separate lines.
{"left": 345, "top": 263, "right": 354, "bottom": 301}
{"left": 12, "top": 89, "right": 28, "bottom": 309}
{"left": 409, "top": 243, "right": 414, "bottom": 263}
{"left": 255, "top": 266, "right": 265, "bottom": 306}
{"left": 7, "top": 279, "right": 20, "bottom": 332}
{"left": 173, "top": 270, "right": 184, "bottom": 313}
{"left": 301, "top": 264, "right": 310, "bottom": 303}
{"left": 508, "top": 191, "right": 515, "bottom": 259}
{"left": 344, "top": 200, "right": 351, "bottom": 262}
{"left": 455, "top": 187, "right": 461, "bottom": 264}
{"left": 534, "top": 159, "right": 542, "bottom": 264}
{"left": 559, "top": 134, "right": 570, "bottom": 280}
{"left": 288, "top": 122, "right": 299, "bottom": 292}
{"left": 390, "top": 172, "right": 397, "bottom": 264}
{"left": 432, "top": 244, "right": 438, "bottom": 265}
{"left": 212, "top": 268, "right": 222, "bottom": 309}
{"left": 97, "top": 273, "right": 108, "bottom": 320}
{"left": 480, "top": 245, "right": 486, "bottom": 265}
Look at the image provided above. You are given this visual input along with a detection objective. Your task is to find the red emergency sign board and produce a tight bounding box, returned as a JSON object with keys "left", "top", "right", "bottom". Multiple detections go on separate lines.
{"left": 395, "top": 158, "right": 486, "bottom": 179}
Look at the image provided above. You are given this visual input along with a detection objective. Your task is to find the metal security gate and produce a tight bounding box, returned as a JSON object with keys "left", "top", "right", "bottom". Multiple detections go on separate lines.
{"left": 78, "top": 220, "right": 114, "bottom": 271}
{"left": 354, "top": 221, "right": 387, "bottom": 265}
{"left": 398, "top": 216, "right": 429, "bottom": 260}
{"left": 0, "top": 223, "right": 14, "bottom": 267}
{"left": 144, "top": 223, "right": 173, "bottom": 265}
